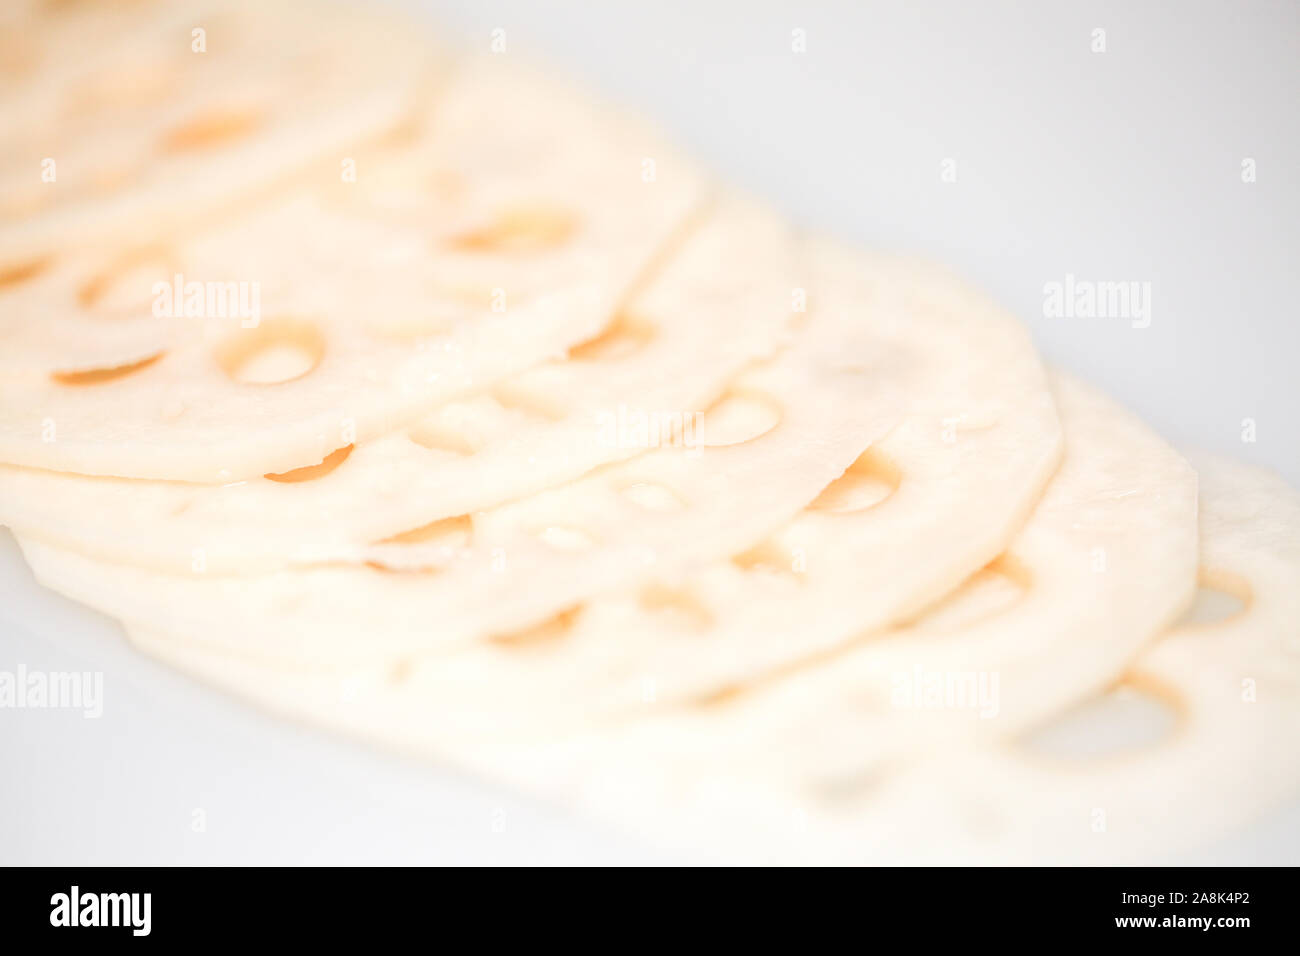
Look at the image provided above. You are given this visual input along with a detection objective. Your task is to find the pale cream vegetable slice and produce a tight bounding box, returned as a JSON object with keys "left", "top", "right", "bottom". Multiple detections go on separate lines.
{"left": 610, "top": 374, "right": 1197, "bottom": 771}
{"left": 15, "top": 238, "right": 1058, "bottom": 676}
{"left": 0, "top": 0, "right": 180, "bottom": 103}
{"left": 0, "top": 0, "right": 439, "bottom": 271}
{"left": 122, "top": 373, "right": 1183, "bottom": 756}
{"left": 0, "top": 62, "right": 710, "bottom": 480}
{"left": 0, "top": 54, "right": 698, "bottom": 378}
{"left": 326, "top": 242, "right": 1064, "bottom": 719}
{"left": 0, "top": 195, "right": 791, "bottom": 572}
{"left": 493, "top": 374, "right": 1200, "bottom": 862}
{"left": 17, "top": 290, "right": 905, "bottom": 666}
{"left": 108, "top": 376, "right": 1204, "bottom": 866}
{"left": 126, "top": 453, "right": 1285, "bottom": 867}
{"left": 807, "top": 454, "right": 1299, "bottom": 864}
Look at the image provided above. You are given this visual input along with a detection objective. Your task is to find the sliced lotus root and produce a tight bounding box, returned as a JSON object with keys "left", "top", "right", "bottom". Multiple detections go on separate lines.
{"left": 108, "top": 416, "right": 1295, "bottom": 867}
{"left": 0, "top": 61, "right": 710, "bottom": 480}
{"left": 637, "top": 374, "right": 1197, "bottom": 771}
{"left": 478, "top": 373, "right": 1199, "bottom": 861}
{"left": 103, "top": 370, "right": 1176, "bottom": 768}
{"left": 0, "top": 0, "right": 439, "bottom": 269}
{"left": 17, "top": 289, "right": 906, "bottom": 666}
{"left": 795, "top": 454, "right": 1299, "bottom": 864}
{"left": 98, "top": 242, "right": 1062, "bottom": 729}
{"left": 11, "top": 238, "right": 1061, "bottom": 710}
{"left": 323, "top": 242, "right": 1064, "bottom": 725}
{"left": 0, "top": 195, "right": 793, "bottom": 571}
{"left": 0, "top": 1, "right": 178, "bottom": 101}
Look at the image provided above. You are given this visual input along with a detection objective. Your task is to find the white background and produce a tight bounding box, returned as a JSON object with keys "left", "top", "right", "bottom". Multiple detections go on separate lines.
{"left": 2, "top": 0, "right": 1297, "bottom": 864}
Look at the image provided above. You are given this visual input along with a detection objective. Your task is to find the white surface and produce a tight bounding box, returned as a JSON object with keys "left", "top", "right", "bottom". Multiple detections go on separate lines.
{"left": 2, "top": 0, "right": 1298, "bottom": 864}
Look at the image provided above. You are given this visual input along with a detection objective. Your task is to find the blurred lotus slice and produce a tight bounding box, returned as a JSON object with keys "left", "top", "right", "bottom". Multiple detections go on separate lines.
{"left": 354, "top": 242, "right": 1066, "bottom": 723}
{"left": 0, "top": 0, "right": 440, "bottom": 268}
{"left": 822, "top": 454, "right": 1299, "bottom": 864}
{"left": 468, "top": 373, "right": 1199, "bottom": 862}
{"left": 4, "top": 0, "right": 1276, "bottom": 869}
{"left": 0, "top": 58, "right": 710, "bottom": 480}
{"left": 15, "top": 268, "right": 907, "bottom": 665}
{"left": 0, "top": 195, "right": 793, "bottom": 571}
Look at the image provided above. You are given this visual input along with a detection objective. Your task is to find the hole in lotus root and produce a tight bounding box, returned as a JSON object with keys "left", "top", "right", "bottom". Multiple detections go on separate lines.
{"left": 1019, "top": 676, "right": 1180, "bottom": 762}
{"left": 906, "top": 556, "right": 1031, "bottom": 634}
{"left": 567, "top": 314, "right": 656, "bottom": 362}
{"left": 407, "top": 420, "right": 476, "bottom": 457}
{"left": 732, "top": 537, "right": 803, "bottom": 578}
{"left": 1175, "top": 569, "right": 1251, "bottom": 628}
{"left": 0, "top": 257, "right": 52, "bottom": 291}
{"left": 448, "top": 204, "right": 579, "bottom": 254}
{"left": 362, "top": 560, "right": 444, "bottom": 576}
{"left": 364, "top": 515, "right": 473, "bottom": 574}
{"left": 51, "top": 352, "right": 164, "bottom": 385}
{"left": 264, "top": 445, "right": 353, "bottom": 483}
{"left": 810, "top": 448, "right": 901, "bottom": 514}
{"left": 378, "top": 514, "right": 473, "bottom": 550}
{"left": 216, "top": 320, "right": 324, "bottom": 385}
{"left": 697, "top": 390, "right": 782, "bottom": 447}
{"left": 489, "top": 605, "right": 583, "bottom": 649}
{"left": 637, "top": 584, "right": 712, "bottom": 631}
{"left": 77, "top": 247, "right": 174, "bottom": 315}
{"left": 692, "top": 682, "right": 747, "bottom": 709}
{"left": 160, "top": 105, "right": 264, "bottom": 153}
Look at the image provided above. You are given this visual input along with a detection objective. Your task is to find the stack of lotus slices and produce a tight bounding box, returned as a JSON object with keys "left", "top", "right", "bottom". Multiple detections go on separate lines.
{"left": 2, "top": 0, "right": 1297, "bottom": 865}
